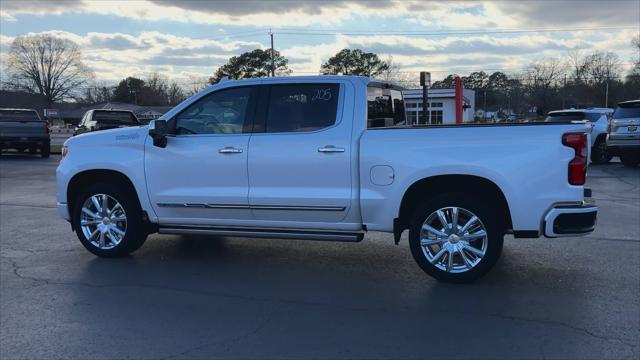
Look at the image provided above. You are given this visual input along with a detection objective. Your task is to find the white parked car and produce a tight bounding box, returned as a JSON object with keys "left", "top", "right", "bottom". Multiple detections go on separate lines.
{"left": 57, "top": 76, "right": 597, "bottom": 282}
{"left": 546, "top": 108, "right": 614, "bottom": 164}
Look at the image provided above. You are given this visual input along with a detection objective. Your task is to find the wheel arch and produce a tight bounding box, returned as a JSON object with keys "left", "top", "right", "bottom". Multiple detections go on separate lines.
{"left": 394, "top": 174, "right": 513, "bottom": 243}
{"left": 67, "top": 169, "right": 141, "bottom": 229}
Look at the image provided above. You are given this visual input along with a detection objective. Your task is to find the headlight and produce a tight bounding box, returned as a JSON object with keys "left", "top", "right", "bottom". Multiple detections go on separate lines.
{"left": 61, "top": 146, "right": 69, "bottom": 159}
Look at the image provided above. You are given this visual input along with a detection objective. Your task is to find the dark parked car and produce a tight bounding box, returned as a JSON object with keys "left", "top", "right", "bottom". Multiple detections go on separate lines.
{"left": 0, "top": 108, "right": 50, "bottom": 158}
{"left": 74, "top": 109, "right": 140, "bottom": 136}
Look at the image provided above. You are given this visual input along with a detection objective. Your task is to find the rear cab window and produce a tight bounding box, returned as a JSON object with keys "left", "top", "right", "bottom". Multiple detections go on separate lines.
{"left": 0, "top": 110, "right": 42, "bottom": 122}
{"left": 264, "top": 84, "right": 340, "bottom": 133}
{"left": 93, "top": 111, "right": 139, "bottom": 125}
{"left": 367, "top": 84, "right": 406, "bottom": 128}
{"left": 545, "top": 112, "right": 587, "bottom": 122}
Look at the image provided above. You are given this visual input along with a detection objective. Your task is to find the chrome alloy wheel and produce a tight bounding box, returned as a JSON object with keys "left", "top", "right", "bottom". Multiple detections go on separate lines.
{"left": 80, "top": 194, "right": 127, "bottom": 250}
{"left": 420, "top": 206, "right": 488, "bottom": 274}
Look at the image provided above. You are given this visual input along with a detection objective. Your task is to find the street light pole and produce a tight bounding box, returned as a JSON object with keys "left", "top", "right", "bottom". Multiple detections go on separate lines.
{"left": 420, "top": 71, "right": 431, "bottom": 125}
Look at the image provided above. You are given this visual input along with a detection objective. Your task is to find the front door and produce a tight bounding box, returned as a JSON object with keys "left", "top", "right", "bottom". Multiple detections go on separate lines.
{"left": 248, "top": 82, "right": 353, "bottom": 224}
{"left": 145, "top": 86, "right": 256, "bottom": 225}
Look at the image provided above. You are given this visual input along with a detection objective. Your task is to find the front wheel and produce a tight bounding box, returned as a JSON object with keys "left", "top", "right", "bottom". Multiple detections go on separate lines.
{"left": 409, "top": 193, "right": 504, "bottom": 283}
{"left": 72, "top": 182, "right": 147, "bottom": 257}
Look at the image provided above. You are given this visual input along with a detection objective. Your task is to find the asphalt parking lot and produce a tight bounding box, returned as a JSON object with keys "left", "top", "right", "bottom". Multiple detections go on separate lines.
{"left": 1, "top": 154, "right": 638, "bottom": 360}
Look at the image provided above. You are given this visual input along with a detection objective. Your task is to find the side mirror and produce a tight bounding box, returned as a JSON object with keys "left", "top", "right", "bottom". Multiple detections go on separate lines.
{"left": 148, "top": 119, "right": 168, "bottom": 148}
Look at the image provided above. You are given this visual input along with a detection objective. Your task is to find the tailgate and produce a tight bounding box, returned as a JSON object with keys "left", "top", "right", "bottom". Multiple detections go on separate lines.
{"left": 0, "top": 121, "right": 49, "bottom": 138}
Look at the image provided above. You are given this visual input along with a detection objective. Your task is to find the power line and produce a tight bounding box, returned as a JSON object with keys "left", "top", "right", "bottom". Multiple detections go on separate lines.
{"left": 274, "top": 25, "right": 637, "bottom": 37}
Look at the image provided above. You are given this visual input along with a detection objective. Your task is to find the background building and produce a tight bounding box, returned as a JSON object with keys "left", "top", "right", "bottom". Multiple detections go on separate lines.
{"left": 402, "top": 88, "right": 475, "bottom": 125}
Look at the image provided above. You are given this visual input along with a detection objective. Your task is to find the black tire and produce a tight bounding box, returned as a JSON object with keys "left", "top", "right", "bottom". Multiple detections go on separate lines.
{"left": 591, "top": 139, "right": 612, "bottom": 164}
{"left": 620, "top": 151, "right": 640, "bottom": 167}
{"left": 408, "top": 192, "right": 504, "bottom": 283}
{"left": 72, "top": 182, "right": 147, "bottom": 257}
{"left": 40, "top": 143, "right": 50, "bottom": 158}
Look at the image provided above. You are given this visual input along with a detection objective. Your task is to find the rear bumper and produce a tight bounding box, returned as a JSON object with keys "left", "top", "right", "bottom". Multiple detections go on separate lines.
{"left": 606, "top": 136, "right": 640, "bottom": 151}
{"left": 543, "top": 204, "right": 597, "bottom": 238}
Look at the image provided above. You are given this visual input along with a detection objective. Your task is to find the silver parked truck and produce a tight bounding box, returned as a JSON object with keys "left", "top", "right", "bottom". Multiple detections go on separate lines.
{"left": 0, "top": 108, "right": 51, "bottom": 158}
{"left": 607, "top": 100, "right": 640, "bottom": 167}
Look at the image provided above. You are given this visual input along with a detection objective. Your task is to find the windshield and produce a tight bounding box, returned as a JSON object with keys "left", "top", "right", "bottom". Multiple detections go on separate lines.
{"left": 93, "top": 111, "right": 138, "bottom": 124}
{"left": 367, "top": 86, "right": 405, "bottom": 128}
{"left": 0, "top": 110, "right": 41, "bottom": 122}
{"left": 613, "top": 104, "right": 640, "bottom": 119}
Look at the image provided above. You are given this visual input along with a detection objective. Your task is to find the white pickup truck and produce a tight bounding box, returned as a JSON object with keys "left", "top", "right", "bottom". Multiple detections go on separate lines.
{"left": 56, "top": 76, "right": 597, "bottom": 282}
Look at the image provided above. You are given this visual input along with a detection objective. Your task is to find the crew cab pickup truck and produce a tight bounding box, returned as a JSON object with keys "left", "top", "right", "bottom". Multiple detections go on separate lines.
{"left": 0, "top": 108, "right": 50, "bottom": 157}
{"left": 56, "top": 76, "right": 597, "bottom": 282}
{"left": 74, "top": 109, "right": 140, "bottom": 136}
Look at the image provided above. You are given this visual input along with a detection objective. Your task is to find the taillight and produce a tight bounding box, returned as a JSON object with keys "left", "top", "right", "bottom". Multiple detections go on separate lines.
{"left": 46, "top": 120, "right": 52, "bottom": 134}
{"left": 562, "top": 132, "right": 588, "bottom": 185}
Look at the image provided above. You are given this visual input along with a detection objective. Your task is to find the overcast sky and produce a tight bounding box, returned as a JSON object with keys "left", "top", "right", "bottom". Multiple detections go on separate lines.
{"left": 0, "top": 0, "right": 638, "bottom": 85}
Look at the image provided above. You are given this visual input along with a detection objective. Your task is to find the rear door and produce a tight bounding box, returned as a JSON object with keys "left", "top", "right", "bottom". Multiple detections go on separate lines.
{"left": 248, "top": 81, "right": 353, "bottom": 224}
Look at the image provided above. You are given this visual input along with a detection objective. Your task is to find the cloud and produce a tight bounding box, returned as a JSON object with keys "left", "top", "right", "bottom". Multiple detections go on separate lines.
{"left": 2, "top": 0, "right": 638, "bottom": 29}
{"left": 492, "top": 0, "right": 640, "bottom": 27}
{"left": 149, "top": 0, "right": 393, "bottom": 16}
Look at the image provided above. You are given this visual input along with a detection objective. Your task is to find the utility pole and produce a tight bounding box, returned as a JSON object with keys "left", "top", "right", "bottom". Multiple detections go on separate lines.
{"left": 562, "top": 74, "right": 567, "bottom": 109}
{"left": 605, "top": 78, "right": 609, "bottom": 107}
{"left": 269, "top": 30, "right": 275, "bottom": 77}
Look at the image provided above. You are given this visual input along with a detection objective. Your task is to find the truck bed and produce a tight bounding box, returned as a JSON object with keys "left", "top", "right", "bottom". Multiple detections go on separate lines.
{"left": 358, "top": 122, "right": 591, "bottom": 233}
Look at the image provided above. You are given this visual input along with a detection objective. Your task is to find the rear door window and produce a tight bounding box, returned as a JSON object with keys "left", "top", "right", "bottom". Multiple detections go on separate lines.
{"left": 265, "top": 84, "right": 339, "bottom": 133}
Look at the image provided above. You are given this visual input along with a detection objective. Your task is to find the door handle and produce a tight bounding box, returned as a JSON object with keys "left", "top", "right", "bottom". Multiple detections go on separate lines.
{"left": 318, "top": 145, "right": 345, "bottom": 153}
{"left": 219, "top": 146, "right": 243, "bottom": 154}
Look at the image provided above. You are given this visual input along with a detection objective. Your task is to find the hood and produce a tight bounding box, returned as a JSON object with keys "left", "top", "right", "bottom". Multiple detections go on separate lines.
{"left": 64, "top": 125, "right": 148, "bottom": 147}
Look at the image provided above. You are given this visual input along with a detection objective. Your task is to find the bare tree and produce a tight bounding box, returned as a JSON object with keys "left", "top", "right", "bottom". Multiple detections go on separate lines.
{"left": 378, "top": 56, "right": 420, "bottom": 88}
{"left": 81, "top": 82, "right": 114, "bottom": 105}
{"left": 166, "top": 82, "right": 186, "bottom": 105}
{"left": 7, "top": 34, "right": 93, "bottom": 106}
{"left": 186, "top": 75, "right": 209, "bottom": 96}
{"left": 523, "top": 58, "right": 566, "bottom": 114}
{"left": 583, "top": 51, "right": 622, "bottom": 84}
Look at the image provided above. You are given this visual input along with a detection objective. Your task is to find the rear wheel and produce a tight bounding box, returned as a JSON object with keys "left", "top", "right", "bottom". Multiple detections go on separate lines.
{"left": 409, "top": 193, "right": 504, "bottom": 283}
{"left": 591, "top": 139, "right": 612, "bottom": 164}
{"left": 72, "top": 182, "right": 147, "bottom": 257}
{"left": 620, "top": 151, "right": 640, "bottom": 167}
